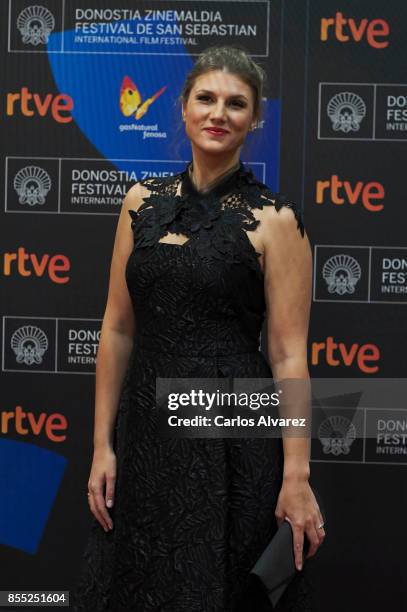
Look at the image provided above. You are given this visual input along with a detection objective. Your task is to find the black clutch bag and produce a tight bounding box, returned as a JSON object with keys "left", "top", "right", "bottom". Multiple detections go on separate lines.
{"left": 250, "top": 488, "right": 326, "bottom": 609}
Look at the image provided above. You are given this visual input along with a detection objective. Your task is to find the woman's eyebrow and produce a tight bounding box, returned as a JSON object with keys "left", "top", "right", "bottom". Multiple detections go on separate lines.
{"left": 195, "top": 89, "right": 248, "bottom": 100}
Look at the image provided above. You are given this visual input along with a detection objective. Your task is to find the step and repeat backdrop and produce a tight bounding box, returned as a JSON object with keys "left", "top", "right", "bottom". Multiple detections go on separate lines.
{"left": 1, "top": 0, "right": 405, "bottom": 610}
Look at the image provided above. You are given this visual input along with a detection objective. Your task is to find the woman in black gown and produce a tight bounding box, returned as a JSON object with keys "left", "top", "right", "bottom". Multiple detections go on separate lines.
{"left": 72, "top": 46, "right": 325, "bottom": 611}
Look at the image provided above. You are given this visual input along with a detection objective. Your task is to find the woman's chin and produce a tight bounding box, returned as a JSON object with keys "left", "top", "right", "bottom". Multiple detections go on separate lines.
{"left": 193, "top": 141, "right": 234, "bottom": 155}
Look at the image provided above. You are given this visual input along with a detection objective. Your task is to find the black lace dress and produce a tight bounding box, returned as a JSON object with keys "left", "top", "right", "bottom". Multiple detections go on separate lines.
{"left": 71, "top": 160, "right": 313, "bottom": 611}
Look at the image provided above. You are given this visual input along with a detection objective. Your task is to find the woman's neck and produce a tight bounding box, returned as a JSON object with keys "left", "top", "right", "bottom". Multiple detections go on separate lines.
{"left": 189, "top": 156, "right": 241, "bottom": 193}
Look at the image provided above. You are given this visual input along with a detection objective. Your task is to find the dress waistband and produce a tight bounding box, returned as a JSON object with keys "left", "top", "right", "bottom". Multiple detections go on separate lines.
{"left": 133, "top": 335, "right": 260, "bottom": 358}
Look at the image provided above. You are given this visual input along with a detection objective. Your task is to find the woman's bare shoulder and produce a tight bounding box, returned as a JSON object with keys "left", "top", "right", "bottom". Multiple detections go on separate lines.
{"left": 125, "top": 179, "right": 157, "bottom": 213}
{"left": 125, "top": 172, "right": 181, "bottom": 213}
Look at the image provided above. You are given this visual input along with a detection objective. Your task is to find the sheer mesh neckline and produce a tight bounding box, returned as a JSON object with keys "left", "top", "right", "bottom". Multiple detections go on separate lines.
{"left": 181, "top": 160, "right": 244, "bottom": 201}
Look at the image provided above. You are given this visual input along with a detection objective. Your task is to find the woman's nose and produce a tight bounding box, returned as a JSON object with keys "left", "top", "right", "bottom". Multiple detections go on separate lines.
{"left": 209, "top": 102, "right": 227, "bottom": 120}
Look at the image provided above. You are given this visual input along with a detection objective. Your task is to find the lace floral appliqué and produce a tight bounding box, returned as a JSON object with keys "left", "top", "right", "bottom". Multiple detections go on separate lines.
{"left": 128, "top": 164, "right": 305, "bottom": 279}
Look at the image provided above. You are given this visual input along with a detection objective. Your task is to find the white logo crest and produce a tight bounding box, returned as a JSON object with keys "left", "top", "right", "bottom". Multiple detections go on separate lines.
{"left": 14, "top": 166, "right": 52, "bottom": 206}
{"left": 318, "top": 415, "right": 357, "bottom": 456}
{"left": 327, "top": 92, "right": 366, "bottom": 133}
{"left": 11, "top": 325, "right": 49, "bottom": 366}
{"left": 17, "top": 5, "right": 55, "bottom": 46}
{"left": 322, "top": 254, "right": 361, "bottom": 295}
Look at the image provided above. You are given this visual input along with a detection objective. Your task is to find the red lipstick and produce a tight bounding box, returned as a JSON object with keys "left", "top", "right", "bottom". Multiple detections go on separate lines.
{"left": 204, "top": 127, "right": 229, "bottom": 136}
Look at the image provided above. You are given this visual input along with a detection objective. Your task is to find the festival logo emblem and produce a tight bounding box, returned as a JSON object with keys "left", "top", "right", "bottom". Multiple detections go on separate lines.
{"left": 13, "top": 165, "right": 52, "bottom": 207}
{"left": 322, "top": 254, "right": 362, "bottom": 295}
{"left": 16, "top": 5, "right": 55, "bottom": 46}
{"left": 327, "top": 91, "right": 366, "bottom": 133}
{"left": 318, "top": 415, "right": 357, "bottom": 456}
{"left": 120, "top": 76, "right": 167, "bottom": 120}
{"left": 11, "top": 325, "right": 49, "bottom": 366}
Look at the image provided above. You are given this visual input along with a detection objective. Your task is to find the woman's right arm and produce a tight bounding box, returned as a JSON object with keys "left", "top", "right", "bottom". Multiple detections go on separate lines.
{"left": 87, "top": 181, "right": 145, "bottom": 532}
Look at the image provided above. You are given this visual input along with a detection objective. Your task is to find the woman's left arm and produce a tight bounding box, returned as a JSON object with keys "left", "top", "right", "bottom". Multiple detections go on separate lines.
{"left": 262, "top": 203, "right": 325, "bottom": 571}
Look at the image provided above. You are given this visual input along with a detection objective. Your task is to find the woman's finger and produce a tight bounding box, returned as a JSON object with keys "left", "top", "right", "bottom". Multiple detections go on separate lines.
{"left": 289, "top": 520, "right": 305, "bottom": 571}
{"left": 105, "top": 473, "right": 116, "bottom": 509}
{"left": 88, "top": 480, "right": 112, "bottom": 531}
{"left": 88, "top": 493, "right": 110, "bottom": 532}
{"left": 315, "top": 507, "right": 326, "bottom": 544}
{"left": 93, "top": 490, "right": 113, "bottom": 530}
{"left": 315, "top": 521, "right": 326, "bottom": 545}
{"left": 305, "top": 521, "right": 322, "bottom": 559}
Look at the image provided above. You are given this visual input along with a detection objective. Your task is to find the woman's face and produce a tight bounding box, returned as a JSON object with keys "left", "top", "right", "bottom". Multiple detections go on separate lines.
{"left": 182, "top": 69, "right": 257, "bottom": 157}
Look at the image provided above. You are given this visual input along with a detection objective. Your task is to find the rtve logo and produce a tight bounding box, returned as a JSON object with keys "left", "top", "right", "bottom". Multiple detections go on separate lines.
{"left": 6, "top": 88, "right": 73, "bottom": 123}
{"left": 320, "top": 12, "right": 389, "bottom": 49}
{"left": 311, "top": 336, "right": 380, "bottom": 373}
{"left": 1, "top": 405, "right": 67, "bottom": 442}
{"left": 2, "top": 248, "right": 70, "bottom": 284}
{"left": 315, "top": 175, "right": 385, "bottom": 212}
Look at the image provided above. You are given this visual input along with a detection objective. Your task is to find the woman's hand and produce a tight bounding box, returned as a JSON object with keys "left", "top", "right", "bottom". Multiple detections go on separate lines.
{"left": 275, "top": 476, "right": 325, "bottom": 571}
{"left": 87, "top": 446, "right": 117, "bottom": 532}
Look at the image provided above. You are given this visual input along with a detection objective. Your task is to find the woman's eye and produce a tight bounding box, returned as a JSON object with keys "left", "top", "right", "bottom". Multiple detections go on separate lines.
{"left": 197, "top": 95, "right": 245, "bottom": 108}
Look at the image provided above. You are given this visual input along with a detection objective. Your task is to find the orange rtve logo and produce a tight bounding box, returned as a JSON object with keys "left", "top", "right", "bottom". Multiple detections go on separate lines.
{"left": 1, "top": 405, "right": 68, "bottom": 442}
{"left": 6, "top": 87, "right": 73, "bottom": 123}
{"left": 315, "top": 175, "right": 385, "bottom": 212}
{"left": 2, "top": 247, "right": 70, "bottom": 284}
{"left": 311, "top": 336, "right": 380, "bottom": 373}
{"left": 320, "top": 12, "right": 389, "bottom": 48}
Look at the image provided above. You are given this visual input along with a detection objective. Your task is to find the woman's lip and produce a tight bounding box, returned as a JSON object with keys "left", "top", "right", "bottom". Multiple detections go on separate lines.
{"left": 204, "top": 128, "right": 229, "bottom": 134}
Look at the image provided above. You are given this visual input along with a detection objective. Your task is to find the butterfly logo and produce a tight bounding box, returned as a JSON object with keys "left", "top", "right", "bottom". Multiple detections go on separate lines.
{"left": 120, "top": 76, "right": 167, "bottom": 120}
